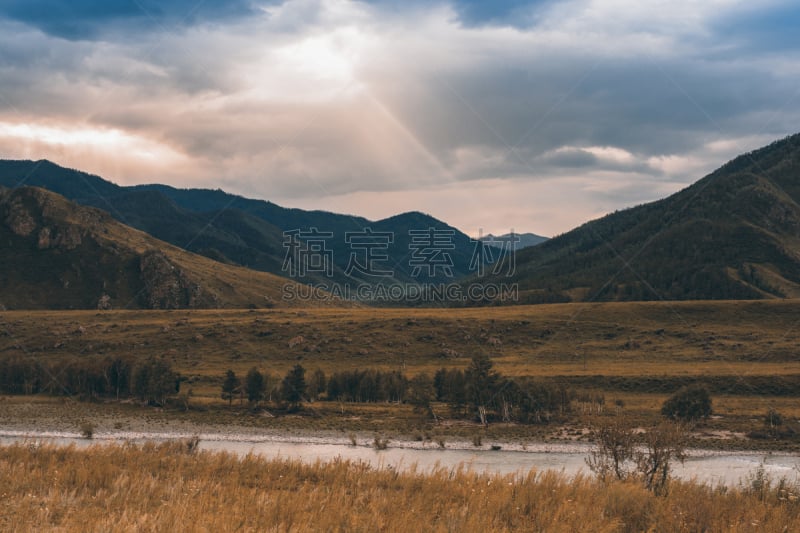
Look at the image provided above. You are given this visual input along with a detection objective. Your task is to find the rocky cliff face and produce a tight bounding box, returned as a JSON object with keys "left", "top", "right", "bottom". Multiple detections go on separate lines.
{"left": 139, "top": 250, "right": 211, "bottom": 309}
{"left": 1, "top": 186, "right": 94, "bottom": 250}
{"left": 0, "top": 187, "right": 220, "bottom": 310}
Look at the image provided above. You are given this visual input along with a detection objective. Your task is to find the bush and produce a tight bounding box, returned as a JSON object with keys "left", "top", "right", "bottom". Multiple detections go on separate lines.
{"left": 586, "top": 419, "right": 636, "bottom": 482}
{"left": 588, "top": 420, "right": 688, "bottom": 495}
{"left": 661, "top": 384, "right": 712, "bottom": 422}
{"left": 79, "top": 421, "right": 95, "bottom": 439}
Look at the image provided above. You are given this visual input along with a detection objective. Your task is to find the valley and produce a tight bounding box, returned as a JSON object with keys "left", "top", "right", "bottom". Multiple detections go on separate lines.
{"left": 2, "top": 300, "right": 799, "bottom": 450}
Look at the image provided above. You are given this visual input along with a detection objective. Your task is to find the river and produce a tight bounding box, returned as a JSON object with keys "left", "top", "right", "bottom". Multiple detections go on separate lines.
{"left": 1, "top": 430, "right": 798, "bottom": 488}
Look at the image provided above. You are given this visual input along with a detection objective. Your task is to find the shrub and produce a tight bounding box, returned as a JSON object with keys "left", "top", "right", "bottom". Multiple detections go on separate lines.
{"left": 586, "top": 419, "right": 636, "bottom": 482}
{"left": 661, "top": 384, "right": 712, "bottom": 422}
{"left": 589, "top": 420, "right": 688, "bottom": 495}
{"left": 635, "top": 422, "right": 688, "bottom": 495}
{"left": 79, "top": 421, "right": 95, "bottom": 439}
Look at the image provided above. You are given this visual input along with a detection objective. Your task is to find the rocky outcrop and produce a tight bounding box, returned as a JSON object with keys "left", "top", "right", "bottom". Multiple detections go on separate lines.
{"left": 3, "top": 195, "right": 38, "bottom": 237}
{"left": 36, "top": 225, "right": 83, "bottom": 250}
{"left": 2, "top": 187, "right": 86, "bottom": 250}
{"left": 0, "top": 186, "right": 290, "bottom": 310}
{"left": 139, "top": 250, "right": 206, "bottom": 309}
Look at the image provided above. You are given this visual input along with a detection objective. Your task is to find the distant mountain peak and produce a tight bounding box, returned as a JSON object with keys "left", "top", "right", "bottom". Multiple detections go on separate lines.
{"left": 479, "top": 232, "right": 548, "bottom": 250}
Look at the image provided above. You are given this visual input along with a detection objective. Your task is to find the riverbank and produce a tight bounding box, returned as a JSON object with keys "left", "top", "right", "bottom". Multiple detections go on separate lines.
{"left": 1, "top": 396, "right": 798, "bottom": 454}
{"left": 1, "top": 440, "right": 799, "bottom": 532}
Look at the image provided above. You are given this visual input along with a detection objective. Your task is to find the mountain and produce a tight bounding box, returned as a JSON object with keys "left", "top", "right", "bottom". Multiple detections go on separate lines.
{"left": 0, "top": 160, "right": 488, "bottom": 287}
{"left": 479, "top": 232, "right": 548, "bottom": 250}
{"left": 478, "top": 133, "right": 800, "bottom": 304}
{"left": 0, "top": 186, "right": 323, "bottom": 310}
{"left": 131, "top": 185, "right": 482, "bottom": 283}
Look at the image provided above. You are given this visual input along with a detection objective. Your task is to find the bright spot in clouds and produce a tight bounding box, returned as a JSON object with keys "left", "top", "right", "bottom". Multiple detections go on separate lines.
{"left": 0, "top": 0, "right": 798, "bottom": 235}
{"left": 0, "top": 122, "right": 181, "bottom": 161}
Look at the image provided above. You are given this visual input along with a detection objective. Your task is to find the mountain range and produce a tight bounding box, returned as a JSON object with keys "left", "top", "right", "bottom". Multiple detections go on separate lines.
{"left": 0, "top": 160, "right": 489, "bottom": 287}
{"left": 3, "top": 131, "right": 800, "bottom": 309}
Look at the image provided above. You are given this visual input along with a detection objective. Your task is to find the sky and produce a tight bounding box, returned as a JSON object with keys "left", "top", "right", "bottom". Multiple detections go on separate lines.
{"left": 0, "top": 0, "right": 798, "bottom": 237}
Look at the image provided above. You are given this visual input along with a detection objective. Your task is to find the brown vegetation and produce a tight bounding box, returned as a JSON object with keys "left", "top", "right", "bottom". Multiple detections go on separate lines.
{"left": 2, "top": 300, "right": 800, "bottom": 447}
{"left": 1, "top": 442, "right": 799, "bottom": 532}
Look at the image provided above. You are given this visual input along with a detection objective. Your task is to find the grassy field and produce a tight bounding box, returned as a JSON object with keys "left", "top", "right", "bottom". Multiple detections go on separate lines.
{"left": 0, "top": 441, "right": 798, "bottom": 532}
{"left": 2, "top": 300, "right": 800, "bottom": 446}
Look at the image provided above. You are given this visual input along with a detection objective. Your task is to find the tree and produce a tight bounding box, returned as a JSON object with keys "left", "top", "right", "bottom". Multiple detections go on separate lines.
{"left": 765, "top": 408, "right": 783, "bottom": 437}
{"left": 435, "top": 368, "right": 467, "bottom": 416}
{"left": 512, "top": 378, "right": 569, "bottom": 424}
{"left": 466, "top": 354, "right": 499, "bottom": 425}
{"left": 245, "top": 367, "right": 265, "bottom": 407}
{"left": 221, "top": 369, "right": 240, "bottom": 407}
{"left": 407, "top": 372, "right": 435, "bottom": 414}
{"left": 586, "top": 419, "right": 637, "bottom": 482}
{"left": 635, "top": 422, "right": 687, "bottom": 495}
{"left": 433, "top": 368, "right": 447, "bottom": 401}
{"left": 106, "top": 357, "right": 132, "bottom": 401}
{"left": 588, "top": 420, "right": 688, "bottom": 495}
{"left": 661, "top": 384, "right": 712, "bottom": 422}
{"left": 132, "top": 357, "right": 178, "bottom": 406}
{"left": 307, "top": 368, "right": 326, "bottom": 401}
{"left": 281, "top": 364, "right": 307, "bottom": 408}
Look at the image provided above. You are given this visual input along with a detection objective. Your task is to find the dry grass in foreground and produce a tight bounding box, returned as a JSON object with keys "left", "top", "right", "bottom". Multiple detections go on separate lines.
{"left": 1, "top": 442, "right": 799, "bottom": 532}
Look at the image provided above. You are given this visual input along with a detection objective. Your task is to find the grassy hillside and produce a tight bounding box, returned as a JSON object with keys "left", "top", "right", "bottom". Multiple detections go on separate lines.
{"left": 0, "top": 186, "right": 332, "bottom": 310}
{"left": 480, "top": 133, "right": 800, "bottom": 303}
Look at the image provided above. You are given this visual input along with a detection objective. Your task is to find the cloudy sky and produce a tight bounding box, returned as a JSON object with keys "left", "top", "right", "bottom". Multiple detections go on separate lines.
{"left": 0, "top": 0, "right": 798, "bottom": 236}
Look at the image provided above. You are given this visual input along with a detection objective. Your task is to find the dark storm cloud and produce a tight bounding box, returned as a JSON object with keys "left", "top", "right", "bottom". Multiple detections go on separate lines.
{"left": 360, "top": 0, "right": 553, "bottom": 28}
{"left": 365, "top": 48, "right": 797, "bottom": 184}
{"left": 448, "top": 0, "right": 552, "bottom": 27}
{"left": 0, "top": 0, "right": 261, "bottom": 40}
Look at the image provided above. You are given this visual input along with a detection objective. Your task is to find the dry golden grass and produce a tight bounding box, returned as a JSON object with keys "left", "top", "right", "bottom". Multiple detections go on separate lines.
{"left": 3, "top": 300, "right": 800, "bottom": 379}
{"left": 1, "top": 442, "right": 798, "bottom": 532}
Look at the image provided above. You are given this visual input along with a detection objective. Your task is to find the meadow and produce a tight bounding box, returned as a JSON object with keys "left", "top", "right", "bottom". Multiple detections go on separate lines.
{"left": 1, "top": 300, "right": 800, "bottom": 447}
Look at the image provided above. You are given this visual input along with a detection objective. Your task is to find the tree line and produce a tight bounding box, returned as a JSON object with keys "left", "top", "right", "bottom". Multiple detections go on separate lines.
{"left": 0, "top": 355, "right": 180, "bottom": 404}
{"left": 224, "top": 354, "right": 575, "bottom": 425}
